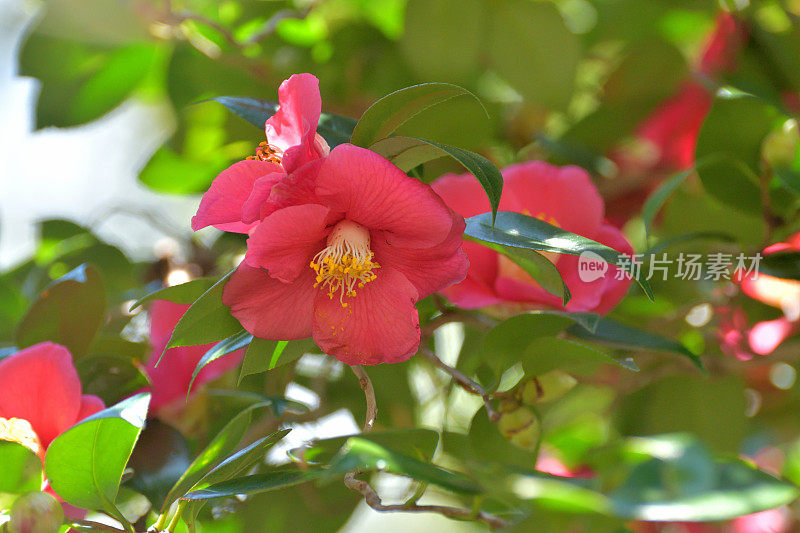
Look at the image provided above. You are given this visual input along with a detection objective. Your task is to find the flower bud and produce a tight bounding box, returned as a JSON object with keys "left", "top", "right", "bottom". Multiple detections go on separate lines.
{"left": 762, "top": 120, "right": 799, "bottom": 169}
{"left": 8, "top": 492, "right": 63, "bottom": 533}
{"left": 520, "top": 371, "right": 577, "bottom": 405}
{"left": 497, "top": 398, "right": 541, "bottom": 451}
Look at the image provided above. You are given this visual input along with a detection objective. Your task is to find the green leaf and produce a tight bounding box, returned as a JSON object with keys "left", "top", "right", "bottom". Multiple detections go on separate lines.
{"left": 567, "top": 317, "right": 703, "bottom": 370}
{"left": 488, "top": 0, "right": 579, "bottom": 110}
{"left": 464, "top": 237, "right": 570, "bottom": 304}
{"left": 213, "top": 96, "right": 357, "bottom": 148}
{"left": 162, "top": 271, "right": 241, "bottom": 356}
{"left": 76, "top": 355, "right": 151, "bottom": 405}
{"left": 351, "top": 82, "right": 485, "bottom": 148}
{"left": 293, "top": 429, "right": 440, "bottom": 465}
{"left": 181, "top": 468, "right": 326, "bottom": 501}
{"left": 238, "top": 337, "right": 316, "bottom": 384}
{"left": 159, "top": 401, "right": 272, "bottom": 511}
{"left": 131, "top": 278, "right": 218, "bottom": 311}
{"left": 760, "top": 251, "right": 800, "bottom": 280}
{"left": 641, "top": 167, "right": 695, "bottom": 240}
{"left": 15, "top": 264, "right": 105, "bottom": 358}
{"left": 610, "top": 435, "right": 799, "bottom": 521}
{"left": 696, "top": 95, "right": 780, "bottom": 214}
{"left": 188, "top": 330, "right": 252, "bottom": 395}
{"left": 370, "top": 136, "right": 503, "bottom": 221}
{"left": 328, "top": 437, "right": 482, "bottom": 495}
{"left": 0, "top": 442, "right": 43, "bottom": 495}
{"left": 523, "top": 337, "right": 638, "bottom": 376}
{"left": 44, "top": 393, "right": 150, "bottom": 526}
{"left": 465, "top": 211, "right": 653, "bottom": 300}
{"left": 481, "top": 312, "right": 599, "bottom": 374}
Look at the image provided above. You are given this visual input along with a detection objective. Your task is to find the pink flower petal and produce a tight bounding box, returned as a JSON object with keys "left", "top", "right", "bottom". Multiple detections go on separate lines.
{"left": 370, "top": 213, "right": 468, "bottom": 299}
{"left": 224, "top": 264, "right": 316, "bottom": 340}
{"left": 749, "top": 318, "right": 798, "bottom": 356}
{"left": 244, "top": 204, "right": 330, "bottom": 283}
{"left": 77, "top": 395, "right": 105, "bottom": 421}
{"left": 316, "top": 144, "right": 455, "bottom": 248}
{"left": 191, "top": 160, "right": 283, "bottom": 232}
{"left": 265, "top": 74, "right": 322, "bottom": 174}
{"left": 501, "top": 161, "right": 604, "bottom": 237}
{"left": 431, "top": 172, "right": 492, "bottom": 218}
{"left": 241, "top": 173, "right": 286, "bottom": 224}
{"left": 0, "top": 342, "right": 82, "bottom": 448}
{"left": 312, "top": 267, "right": 420, "bottom": 365}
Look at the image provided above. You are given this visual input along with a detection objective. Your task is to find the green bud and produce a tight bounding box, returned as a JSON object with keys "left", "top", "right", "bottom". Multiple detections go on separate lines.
{"left": 8, "top": 492, "right": 63, "bottom": 533}
{"left": 520, "top": 371, "right": 577, "bottom": 404}
{"left": 497, "top": 400, "right": 540, "bottom": 451}
{"left": 762, "top": 120, "right": 799, "bottom": 168}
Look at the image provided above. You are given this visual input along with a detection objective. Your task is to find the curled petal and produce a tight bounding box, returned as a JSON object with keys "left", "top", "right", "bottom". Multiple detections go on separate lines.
{"left": 191, "top": 160, "right": 283, "bottom": 232}
{"left": 312, "top": 267, "right": 420, "bottom": 365}
{"left": 224, "top": 264, "right": 316, "bottom": 340}
{"left": 266, "top": 74, "right": 322, "bottom": 173}
{"left": 316, "top": 144, "right": 455, "bottom": 248}
{"left": 0, "top": 342, "right": 82, "bottom": 448}
{"left": 245, "top": 204, "right": 330, "bottom": 283}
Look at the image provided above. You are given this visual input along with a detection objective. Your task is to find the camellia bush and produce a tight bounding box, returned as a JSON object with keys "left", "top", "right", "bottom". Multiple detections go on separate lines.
{"left": 5, "top": 0, "right": 800, "bottom": 531}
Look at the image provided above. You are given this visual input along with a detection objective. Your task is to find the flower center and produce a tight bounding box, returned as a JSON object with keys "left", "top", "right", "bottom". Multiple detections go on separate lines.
{"left": 246, "top": 141, "right": 283, "bottom": 164}
{"left": 310, "top": 220, "right": 380, "bottom": 307}
{"left": 0, "top": 417, "right": 42, "bottom": 456}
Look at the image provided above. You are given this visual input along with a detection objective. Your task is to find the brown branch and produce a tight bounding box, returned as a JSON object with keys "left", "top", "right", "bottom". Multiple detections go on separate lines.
{"left": 349, "top": 364, "right": 377, "bottom": 432}
{"left": 343, "top": 474, "right": 511, "bottom": 529}
{"left": 420, "top": 347, "right": 500, "bottom": 422}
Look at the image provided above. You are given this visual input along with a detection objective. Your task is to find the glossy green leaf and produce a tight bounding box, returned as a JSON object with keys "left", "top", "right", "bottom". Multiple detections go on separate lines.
{"left": 159, "top": 401, "right": 272, "bottom": 511}
{"left": 328, "top": 437, "right": 482, "bottom": 495}
{"left": 131, "top": 278, "right": 218, "bottom": 311}
{"left": 188, "top": 330, "right": 252, "bottom": 395}
{"left": 44, "top": 393, "right": 150, "bottom": 525}
{"left": 15, "top": 264, "right": 105, "bottom": 358}
{"left": 641, "top": 167, "right": 695, "bottom": 240}
{"left": 0, "top": 442, "right": 43, "bottom": 495}
{"left": 370, "top": 136, "right": 503, "bottom": 221}
{"left": 162, "top": 271, "right": 241, "bottom": 356}
{"left": 181, "top": 468, "right": 326, "bottom": 501}
{"left": 465, "top": 237, "right": 570, "bottom": 304}
{"left": 465, "top": 211, "right": 653, "bottom": 300}
{"left": 567, "top": 317, "right": 703, "bottom": 370}
{"left": 238, "top": 337, "right": 316, "bottom": 384}
{"left": 213, "top": 96, "right": 357, "bottom": 148}
{"left": 351, "top": 82, "right": 485, "bottom": 148}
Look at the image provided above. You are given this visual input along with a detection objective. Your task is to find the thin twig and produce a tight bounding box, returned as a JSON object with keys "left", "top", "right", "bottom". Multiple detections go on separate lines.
{"left": 344, "top": 474, "right": 512, "bottom": 529}
{"left": 349, "top": 364, "right": 377, "bottom": 432}
{"left": 420, "top": 347, "right": 500, "bottom": 422}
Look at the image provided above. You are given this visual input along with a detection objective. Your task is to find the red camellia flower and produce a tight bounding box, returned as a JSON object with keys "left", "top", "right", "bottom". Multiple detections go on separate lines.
{"left": 145, "top": 300, "right": 244, "bottom": 414}
{"left": 0, "top": 342, "right": 105, "bottom": 501}
{"left": 191, "top": 73, "right": 330, "bottom": 234}
{"left": 221, "top": 144, "right": 467, "bottom": 365}
{"left": 432, "top": 161, "right": 632, "bottom": 314}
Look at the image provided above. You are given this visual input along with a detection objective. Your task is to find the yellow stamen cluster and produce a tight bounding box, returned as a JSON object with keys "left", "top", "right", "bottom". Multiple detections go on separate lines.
{"left": 310, "top": 221, "right": 380, "bottom": 307}
{"left": 0, "top": 417, "right": 42, "bottom": 456}
{"left": 246, "top": 141, "right": 283, "bottom": 164}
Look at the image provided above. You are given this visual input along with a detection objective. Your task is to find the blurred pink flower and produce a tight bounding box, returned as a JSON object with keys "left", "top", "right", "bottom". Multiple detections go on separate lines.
{"left": 734, "top": 232, "right": 800, "bottom": 355}
{"left": 191, "top": 73, "right": 330, "bottom": 234}
{"left": 432, "top": 161, "right": 632, "bottom": 314}
{"left": 146, "top": 300, "right": 244, "bottom": 413}
{"left": 223, "top": 144, "right": 467, "bottom": 365}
